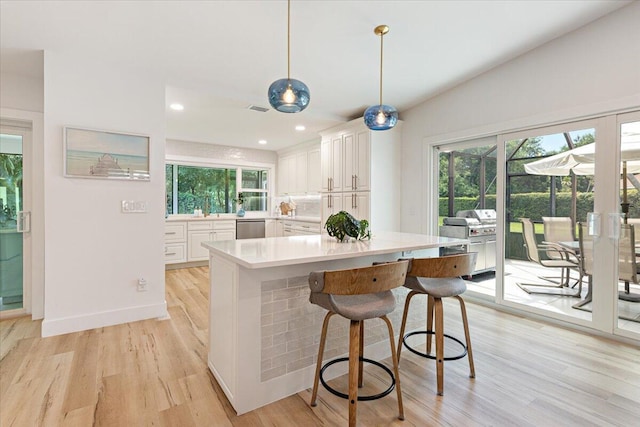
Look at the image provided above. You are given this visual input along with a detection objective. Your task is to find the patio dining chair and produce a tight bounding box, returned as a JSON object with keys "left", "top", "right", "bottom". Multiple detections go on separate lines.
{"left": 542, "top": 216, "right": 579, "bottom": 285}
{"left": 516, "top": 218, "right": 583, "bottom": 297}
{"left": 574, "top": 222, "right": 638, "bottom": 309}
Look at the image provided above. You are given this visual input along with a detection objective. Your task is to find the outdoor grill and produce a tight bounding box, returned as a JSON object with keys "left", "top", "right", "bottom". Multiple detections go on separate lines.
{"left": 440, "top": 209, "right": 497, "bottom": 274}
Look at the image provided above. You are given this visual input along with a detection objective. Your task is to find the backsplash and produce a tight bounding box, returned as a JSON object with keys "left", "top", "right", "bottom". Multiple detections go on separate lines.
{"left": 272, "top": 195, "right": 321, "bottom": 218}
{"left": 260, "top": 277, "right": 425, "bottom": 382}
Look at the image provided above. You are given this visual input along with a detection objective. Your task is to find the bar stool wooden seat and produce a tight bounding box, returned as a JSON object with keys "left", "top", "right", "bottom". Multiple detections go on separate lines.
{"left": 308, "top": 260, "right": 409, "bottom": 427}
{"left": 397, "top": 253, "right": 477, "bottom": 396}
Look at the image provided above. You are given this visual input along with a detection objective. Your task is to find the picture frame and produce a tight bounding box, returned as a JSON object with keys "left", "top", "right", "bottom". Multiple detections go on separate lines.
{"left": 64, "top": 126, "right": 150, "bottom": 180}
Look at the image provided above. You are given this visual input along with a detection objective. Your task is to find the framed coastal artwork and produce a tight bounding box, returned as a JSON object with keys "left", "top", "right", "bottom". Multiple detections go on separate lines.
{"left": 64, "top": 127, "right": 150, "bottom": 180}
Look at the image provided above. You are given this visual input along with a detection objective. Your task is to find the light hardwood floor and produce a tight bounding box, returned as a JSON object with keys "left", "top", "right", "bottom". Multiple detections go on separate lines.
{"left": 1, "top": 266, "right": 640, "bottom": 426}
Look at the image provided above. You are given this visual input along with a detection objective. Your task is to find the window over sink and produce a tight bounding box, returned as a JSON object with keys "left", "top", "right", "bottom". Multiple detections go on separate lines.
{"left": 166, "top": 164, "right": 270, "bottom": 215}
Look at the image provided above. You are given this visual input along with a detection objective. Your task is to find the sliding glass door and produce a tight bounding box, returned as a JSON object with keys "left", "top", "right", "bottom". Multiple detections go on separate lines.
{"left": 617, "top": 111, "right": 640, "bottom": 336}
{"left": 0, "top": 129, "right": 25, "bottom": 312}
{"left": 499, "top": 121, "right": 600, "bottom": 323}
{"left": 434, "top": 112, "right": 640, "bottom": 340}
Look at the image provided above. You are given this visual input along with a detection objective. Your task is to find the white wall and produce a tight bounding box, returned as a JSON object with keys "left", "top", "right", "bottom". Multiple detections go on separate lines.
{"left": 400, "top": 2, "right": 640, "bottom": 233}
{"left": 167, "top": 139, "right": 277, "bottom": 165}
{"left": 0, "top": 71, "right": 43, "bottom": 113}
{"left": 41, "top": 51, "right": 167, "bottom": 336}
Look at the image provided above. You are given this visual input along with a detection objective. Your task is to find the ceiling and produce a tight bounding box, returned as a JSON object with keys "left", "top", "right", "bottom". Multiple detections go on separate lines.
{"left": 0, "top": 1, "right": 630, "bottom": 151}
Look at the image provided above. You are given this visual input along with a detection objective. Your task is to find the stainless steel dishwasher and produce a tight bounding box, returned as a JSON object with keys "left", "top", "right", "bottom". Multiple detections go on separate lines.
{"left": 236, "top": 218, "right": 266, "bottom": 239}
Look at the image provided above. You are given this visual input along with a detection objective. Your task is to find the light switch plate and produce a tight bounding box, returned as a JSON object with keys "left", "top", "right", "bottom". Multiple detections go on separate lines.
{"left": 122, "top": 200, "right": 148, "bottom": 213}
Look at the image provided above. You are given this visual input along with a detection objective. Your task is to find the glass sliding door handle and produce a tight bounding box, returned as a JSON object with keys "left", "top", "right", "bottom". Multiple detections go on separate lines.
{"left": 17, "top": 211, "right": 31, "bottom": 233}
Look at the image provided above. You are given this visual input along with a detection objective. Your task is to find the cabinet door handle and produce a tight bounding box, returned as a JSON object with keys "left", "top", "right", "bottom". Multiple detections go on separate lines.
{"left": 165, "top": 231, "right": 176, "bottom": 235}
{"left": 354, "top": 174, "right": 357, "bottom": 190}
{"left": 328, "top": 194, "right": 332, "bottom": 208}
{"left": 165, "top": 252, "right": 177, "bottom": 256}
{"left": 354, "top": 194, "right": 357, "bottom": 209}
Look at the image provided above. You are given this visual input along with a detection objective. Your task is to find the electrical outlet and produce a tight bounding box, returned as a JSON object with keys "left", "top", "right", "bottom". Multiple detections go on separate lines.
{"left": 137, "top": 278, "right": 148, "bottom": 292}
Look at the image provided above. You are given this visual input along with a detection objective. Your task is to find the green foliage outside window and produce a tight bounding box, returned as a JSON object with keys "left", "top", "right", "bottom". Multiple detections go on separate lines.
{"left": 165, "top": 164, "right": 269, "bottom": 215}
{"left": 0, "top": 153, "right": 22, "bottom": 222}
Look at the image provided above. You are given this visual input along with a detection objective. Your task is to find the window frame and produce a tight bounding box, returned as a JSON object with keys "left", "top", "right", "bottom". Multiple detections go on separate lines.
{"left": 165, "top": 155, "right": 274, "bottom": 216}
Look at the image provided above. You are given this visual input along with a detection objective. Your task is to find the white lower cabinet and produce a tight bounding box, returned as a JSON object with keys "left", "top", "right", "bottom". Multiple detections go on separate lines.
{"left": 275, "top": 220, "right": 284, "bottom": 237}
{"left": 172, "top": 219, "right": 237, "bottom": 263}
{"left": 188, "top": 230, "right": 214, "bottom": 261}
{"left": 165, "top": 221, "right": 187, "bottom": 264}
{"left": 282, "top": 220, "right": 321, "bottom": 236}
{"left": 265, "top": 219, "right": 277, "bottom": 237}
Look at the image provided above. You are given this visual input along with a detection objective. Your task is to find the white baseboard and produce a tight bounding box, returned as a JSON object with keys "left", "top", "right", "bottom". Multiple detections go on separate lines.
{"left": 41, "top": 301, "right": 167, "bottom": 337}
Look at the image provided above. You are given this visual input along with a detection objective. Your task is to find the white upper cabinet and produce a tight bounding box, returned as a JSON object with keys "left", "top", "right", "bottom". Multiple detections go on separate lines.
{"left": 344, "top": 130, "right": 371, "bottom": 192}
{"left": 278, "top": 143, "right": 321, "bottom": 195}
{"left": 319, "top": 118, "right": 402, "bottom": 233}
{"left": 294, "top": 151, "right": 308, "bottom": 194}
{"left": 307, "top": 148, "right": 321, "bottom": 193}
{"left": 321, "top": 135, "right": 344, "bottom": 192}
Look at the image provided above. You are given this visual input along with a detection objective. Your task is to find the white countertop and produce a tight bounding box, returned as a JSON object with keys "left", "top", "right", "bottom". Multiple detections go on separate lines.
{"left": 202, "top": 231, "right": 468, "bottom": 269}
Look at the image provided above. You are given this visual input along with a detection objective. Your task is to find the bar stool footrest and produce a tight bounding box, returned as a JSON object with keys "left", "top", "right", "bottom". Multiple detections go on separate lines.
{"left": 403, "top": 331, "right": 468, "bottom": 361}
{"left": 319, "top": 357, "right": 395, "bottom": 401}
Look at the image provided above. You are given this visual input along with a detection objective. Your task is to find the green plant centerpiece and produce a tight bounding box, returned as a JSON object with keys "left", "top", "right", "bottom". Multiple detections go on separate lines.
{"left": 324, "top": 211, "right": 371, "bottom": 242}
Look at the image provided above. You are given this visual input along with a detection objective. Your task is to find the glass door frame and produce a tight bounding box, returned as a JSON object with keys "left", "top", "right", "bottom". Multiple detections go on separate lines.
{"left": 497, "top": 115, "right": 631, "bottom": 336}
{"left": 615, "top": 110, "right": 640, "bottom": 340}
{"left": 0, "top": 122, "right": 32, "bottom": 316}
{"left": 429, "top": 112, "right": 640, "bottom": 342}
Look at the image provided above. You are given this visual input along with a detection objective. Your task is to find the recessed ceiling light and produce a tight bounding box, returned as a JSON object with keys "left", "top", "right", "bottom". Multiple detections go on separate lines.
{"left": 170, "top": 103, "right": 184, "bottom": 111}
{"left": 258, "top": 140, "right": 267, "bottom": 145}
{"left": 295, "top": 125, "right": 306, "bottom": 131}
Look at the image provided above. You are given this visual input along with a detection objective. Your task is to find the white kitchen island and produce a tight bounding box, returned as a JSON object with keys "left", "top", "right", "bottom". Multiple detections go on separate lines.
{"left": 202, "top": 231, "right": 468, "bottom": 414}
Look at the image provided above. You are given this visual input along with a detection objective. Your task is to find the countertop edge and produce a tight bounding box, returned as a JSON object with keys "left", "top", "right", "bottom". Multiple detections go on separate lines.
{"left": 202, "top": 235, "right": 469, "bottom": 270}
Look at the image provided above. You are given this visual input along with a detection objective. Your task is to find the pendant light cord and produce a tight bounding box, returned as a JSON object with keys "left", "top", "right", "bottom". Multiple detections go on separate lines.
{"left": 287, "top": 0, "right": 291, "bottom": 80}
{"left": 379, "top": 31, "right": 384, "bottom": 106}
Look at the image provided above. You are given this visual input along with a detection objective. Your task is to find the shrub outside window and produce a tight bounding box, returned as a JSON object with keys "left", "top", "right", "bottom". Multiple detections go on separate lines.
{"left": 165, "top": 164, "right": 269, "bottom": 215}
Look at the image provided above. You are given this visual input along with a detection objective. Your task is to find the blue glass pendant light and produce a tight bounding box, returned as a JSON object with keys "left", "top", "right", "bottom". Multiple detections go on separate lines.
{"left": 268, "top": 0, "right": 310, "bottom": 113}
{"left": 364, "top": 25, "right": 398, "bottom": 131}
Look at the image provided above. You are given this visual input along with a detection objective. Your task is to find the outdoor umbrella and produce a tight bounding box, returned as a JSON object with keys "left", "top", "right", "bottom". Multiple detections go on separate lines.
{"left": 525, "top": 137, "right": 640, "bottom": 214}
{"left": 524, "top": 140, "right": 640, "bottom": 177}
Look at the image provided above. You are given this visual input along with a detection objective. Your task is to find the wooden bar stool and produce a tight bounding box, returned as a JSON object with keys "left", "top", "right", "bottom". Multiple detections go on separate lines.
{"left": 397, "top": 253, "right": 477, "bottom": 396}
{"left": 308, "top": 260, "right": 409, "bottom": 427}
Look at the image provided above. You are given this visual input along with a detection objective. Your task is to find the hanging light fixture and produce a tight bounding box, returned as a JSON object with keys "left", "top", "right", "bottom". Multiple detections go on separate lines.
{"left": 364, "top": 25, "right": 398, "bottom": 131}
{"left": 268, "top": 0, "right": 310, "bottom": 113}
